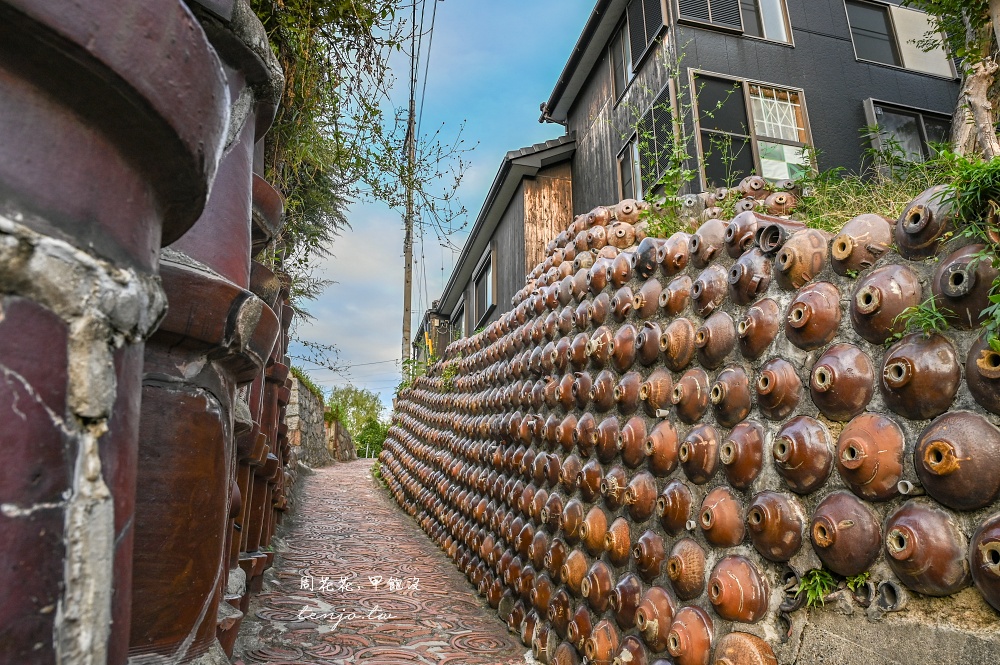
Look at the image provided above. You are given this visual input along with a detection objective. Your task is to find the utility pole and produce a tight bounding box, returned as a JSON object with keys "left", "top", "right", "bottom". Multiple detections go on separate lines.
{"left": 401, "top": 0, "right": 418, "bottom": 367}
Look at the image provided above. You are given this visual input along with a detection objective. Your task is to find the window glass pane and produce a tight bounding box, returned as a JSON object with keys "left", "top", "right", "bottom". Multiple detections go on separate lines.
{"left": 923, "top": 116, "right": 951, "bottom": 148}
{"left": 740, "top": 0, "right": 763, "bottom": 38}
{"left": 612, "top": 31, "right": 626, "bottom": 98}
{"left": 875, "top": 106, "right": 924, "bottom": 160}
{"left": 702, "top": 132, "right": 753, "bottom": 187}
{"left": 749, "top": 85, "right": 806, "bottom": 142}
{"left": 759, "top": 141, "right": 809, "bottom": 181}
{"left": 758, "top": 0, "right": 789, "bottom": 42}
{"left": 847, "top": 1, "right": 900, "bottom": 66}
{"left": 620, "top": 143, "right": 636, "bottom": 199}
{"left": 453, "top": 307, "right": 464, "bottom": 338}
{"left": 475, "top": 261, "right": 491, "bottom": 320}
{"left": 696, "top": 76, "right": 749, "bottom": 135}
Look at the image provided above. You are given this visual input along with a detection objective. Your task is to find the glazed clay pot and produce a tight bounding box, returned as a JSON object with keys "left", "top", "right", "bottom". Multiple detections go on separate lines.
{"left": 667, "top": 605, "right": 714, "bottom": 665}
{"left": 634, "top": 530, "right": 666, "bottom": 582}
{"left": 970, "top": 515, "right": 1000, "bottom": 612}
{"left": 680, "top": 424, "right": 720, "bottom": 484}
{"left": 636, "top": 322, "right": 663, "bottom": 368}
{"left": 774, "top": 228, "right": 829, "bottom": 290}
{"left": 708, "top": 556, "right": 769, "bottom": 622}
{"left": 634, "top": 278, "right": 663, "bottom": 319}
{"left": 713, "top": 632, "right": 778, "bottom": 665}
{"left": 710, "top": 366, "right": 751, "bottom": 427}
{"left": 660, "top": 276, "right": 692, "bottom": 316}
{"left": 810, "top": 491, "right": 882, "bottom": 577}
{"left": 831, "top": 213, "right": 893, "bottom": 276}
{"left": 661, "top": 318, "right": 697, "bottom": 371}
{"left": 727, "top": 248, "right": 772, "bottom": 304}
{"left": 700, "top": 486, "right": 745, "bottom": 547}
{"left": 581, "top": 560, "right": 615, "bottom": 612}
{"left": 738, "top": 298, "right": 780, "bottom": 358}
{"left": 747, "top": 491, "right": 804, "bottom": 562}
{"left": 667, "top": 538, "right": 706, "bottom": 600}
{"left": 624, "top": 471, "right": 658, "bottom": 522}
{"left": 605, "top": 517, "right": 632, "bottom": 567}
{"left": 967, "top": 332, "right": 1000, "bottom": 415}
{"left": 673, "top": 368, "right": 711, "bottom": 424}
{"left": 721, "top": 420, "right": 765, "bottom": 489}
{"left": 894, "top": 184, "right": 954, "bottom": 259}
{"left": 658, "top": 479, "right": 693, "bottom": 535}
{"left": 609, "top": 573, "right": 642, "bottom": 629}
{"left": 695, "top": 311, "right": 737, "bottom": 369}
{"left": 756, "top": 358, "right": 801, "bottom": 421}
{"left": 693, "top": 264, "right": 729, "bottom": 317}
{"left": 785, "top": 281, "right": 841, "bottom": 350}
{"left": 850, "top": 264, "right": 922, "bottom": 345}
{"left": 690, "top": 218, "right": 727, "bottom": 267}
{"left": 645, "top": 419, "right": 680, "bottom": 477}
{"left": 635, "top": 586, "right": 677, "bottom": 651}
{"left": 880, "top": 333, "right": 960, "bottom": 420}
{"left": 773, "top": 416, "right": 832, "bottom": 494}
{"left": 914, "top": 411, "right": 1000, "bottom": 511}
{"left": 640, "top": 368, "right": 673, "bottom": 416}
{"left": 809, "top": 343, "right": 875, "bottom": 421}
{"left": 884, "top": 501, "right": 971, "bottom": 596}
{"left": 836, "top": 413, "right": 904, "bottom": 501}
{"left": 584, "top": 619, "right": 621, "bottom": 665}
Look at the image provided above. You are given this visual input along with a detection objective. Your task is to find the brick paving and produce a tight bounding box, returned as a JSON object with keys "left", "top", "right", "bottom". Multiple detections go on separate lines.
{"left": 234, "top": 460, "right": 527, "bottom": 665}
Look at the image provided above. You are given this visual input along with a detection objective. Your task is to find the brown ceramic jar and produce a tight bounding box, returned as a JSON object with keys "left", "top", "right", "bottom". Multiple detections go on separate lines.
{"left": 775, "top": 228, "right": 829, "bottom": 290}
{"left": 711, "top": 366, "right": 752, "bottom": 427}
{"left": 580, "top": 506, "right": 610, "bottom": 556}
{"left": 602, "top": 466, "right": 628, "bottom": 511}
{"left": 615, "top": 371, "right": 643, "bottom": 415}
{"left": 625, "top": 471, "right": 658, "bottom": 522}
{"left": 645, "top": 419, "right": 680, "bottom": 477}
{"left": 728, "top": 248, "right": 772, "bottom": 304}
{"left": 667, "top": 606, "right": 714, "bottom": 665}
{"left": 605, "top": 517, "right": 633, "bottom": 567}
{"left": 724, "top": 210, "right": 765, "bottom": 258}
{"left": 915, "top": 411, "right": 1000, "bottom": 511}
{"left": 640, "top": 367, "right": 673, "bottom": 417}
{"left": 747, "top": 491, "right": 804, "bottom": 562}
{"left": 610, "top": 573, "right": 642, "bottom": 629}
{"left": 634, "top": 278, "right": 662, "bottom": 319}
{"left": 693, "top": 264, "right": 729, "bottom": 317}
{"left": 667, "top": 538, "right": 706, "bottom": 600}
{"left": 967, "top": 332, "right": 1000, "bottom": 415}
{"left": 885, "top": 501, "right": 971, "bottom": 596}
{"left": 581, "top": 559, "right": 615, "bottom": 612}
{"left": 680, "top": 424, "right": 720, "bottom": 484}
{"left": 636, "top": 322, "right": 663, "bottom": 367}
{"left": 894, "top": 184, "right": 954, "bottom": 259}
{"left": 660, "top": 275, "right": 692, "bottom": 316}
{"left": 880, "top": 333, "right": 960, "bottom": 420}
{"left": 584, "top": 619, "right": 621, "bottom": 665}
{"left": 738, "top": 298, "right": 780, "bottom": 358}
{"left": 756, "top": 358, "right": 801, "bottom": 421}
{"left": 591, "top": 370, "right": 618, "bottom": 413}
{"left": 662, "top": 232, "right": 691, "bottom": 276}
{"left": 810, "top": 491, "right": 882, "bottom": 577}
{"left": 611, "top": 324, "right": 637, "bottom": 372}
{"left": 773, "top": 416, "right": 832, "bottom": 494}
{"left": 673, "top": 368, "right": 711, "bottom": 424}
{"left": 933, "top": 244, "right": 999, "bottom": 328}
{"left": 696, "top": 311, "right": 737, "bottom": 369}
{"left": 713, "top": 632, "right": 778, "bottom": 665}
{"left": 810, "top": 343, "right": 875, "bottom": 421}
{"left": 618, "top": 416, "right": 648, "bottom": 468}
{"left": 850, "top": 264, "right": 922, "bottom": 345}
{"left": 970, "top": 515, "right": 1000, "bottom": 612}
{"left": 708, "top": 555, "right": 769, "bottom": 622}
{"left": 661, "top": 317, "right": 697, "bottom": 371}
{"left": 700, "top": 486, "right": 745, "bottom": 547}
{"left": 634, "top": 530, "right": 667, "bottom": 582}
{"left": 785, "top": 281, "right": 841, "bottom": 350}
{"left": 635, "top": 586, "right": 677, "bottom": 651}
{"left": 831, "top": 213, "right": 893, "bottom": 276}
{"left": 690, "top": 217, "right": 727, "bottom": 267}
{"left": 561, "top": 548, "right": 590, "bottom": 595}
{"left": 658, "top": 479, "right": 693, "bottom": 535}
{"left": 634, "top": 236, "right": 664, "bottom": 279}
{"left": 595, "top": 417, "right": 621, "bottom": 463}
{"left": 721, "top": 420, "right": 765, "bottom": 489}
{"left": 836, "top": 413, "right": 904, "bottom": 501}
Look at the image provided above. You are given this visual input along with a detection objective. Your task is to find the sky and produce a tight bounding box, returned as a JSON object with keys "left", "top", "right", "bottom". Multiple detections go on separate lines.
{"left": 288, "top": 1, "right": 593, "bottom": 412}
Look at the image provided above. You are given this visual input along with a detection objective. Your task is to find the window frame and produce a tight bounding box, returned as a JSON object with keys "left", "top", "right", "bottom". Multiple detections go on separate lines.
{"left": 610, "top": 17, "right": 633, "bottom": 103}
{"left": 637, "top": 81, "right": 682, "bottom": 196}
{"left": 690, "top": 69, "right": 814, "bottom": 190}
{"left": 843, "top": 0, "right": 957, "bottom": 80}
{"left": 739, "top": 0, "right": 794, "bottom": 45}
{"left": 451, "top": 300, "right": 466, "bottom": 340}
{"left": 863, "top": 98, "right": 952, "bottom": 161}
{"left": 630, "top": 0, "right": 668, "bottom": 72}
{"left": 472, "top": 250, "right": 495, "bottom": 329}
{"left": 618, "top": 137, "right": 643, "bottom": 201}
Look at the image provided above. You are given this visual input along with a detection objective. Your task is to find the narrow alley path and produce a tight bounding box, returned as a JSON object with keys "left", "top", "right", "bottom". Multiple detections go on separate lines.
{"left": 234, "top": 460, "right": 527, "bottom": 665}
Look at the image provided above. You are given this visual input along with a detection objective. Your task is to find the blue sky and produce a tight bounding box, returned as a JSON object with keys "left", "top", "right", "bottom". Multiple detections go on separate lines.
{"left": 289, "top": 1, "right": 592, "bottom": 411}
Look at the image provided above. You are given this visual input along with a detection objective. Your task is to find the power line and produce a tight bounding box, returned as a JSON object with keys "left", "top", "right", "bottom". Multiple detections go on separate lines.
{"left": 416, "top": 0, "right": 440, "bottom": 141}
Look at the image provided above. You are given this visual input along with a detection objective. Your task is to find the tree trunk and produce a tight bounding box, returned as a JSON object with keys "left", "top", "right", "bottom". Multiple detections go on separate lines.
{"left": 990, "top": 0, "right": 1000, "bottom": 55}
{"left": 962, "top": 58, "right": 1000, "bottom": 159}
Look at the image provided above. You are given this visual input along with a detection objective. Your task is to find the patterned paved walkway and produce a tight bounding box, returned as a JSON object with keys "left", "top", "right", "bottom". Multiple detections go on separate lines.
{"left": 234, "top": 460, "right": 527, "bottom": 665}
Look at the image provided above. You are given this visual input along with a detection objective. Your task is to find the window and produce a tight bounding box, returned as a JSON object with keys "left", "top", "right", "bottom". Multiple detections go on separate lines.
{"left": 474, "top": 257, "right": 493, "bottom": 325}
{"left": 678, "top": 0, "right": 747, "bottom": 32}
{"left": 637, "top": 84, "right": 678, "bottom": 193}
{"left": 618, "top": 140, "right": 642, "bottom": 200}
{"left": 693, "top": 73, "right": 811, "bottom": 188}
{"left": 846, "top": 1, "right": 955, "bottom": 77}
{"left": 864, "top": 100, "right": 951, "bottom": 161}
{"left": 610, "top": 21, "right": 632, "bottom": 100}
{"left": 627, "top": 0, "right": 665, "bottom": 68}
{"left": 451, "top": 303, "right": 466, "bottom": 339}
{"left": 740, "top": 0, "right": 790, "bottom": 43}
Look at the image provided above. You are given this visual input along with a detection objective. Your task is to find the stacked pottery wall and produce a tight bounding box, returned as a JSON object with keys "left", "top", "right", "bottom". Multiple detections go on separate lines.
{"left": 382, "top": 179, "right": 1000, "bottom": 665}
{"left": 0, "top": 2, "right": 300, "bottom": 662}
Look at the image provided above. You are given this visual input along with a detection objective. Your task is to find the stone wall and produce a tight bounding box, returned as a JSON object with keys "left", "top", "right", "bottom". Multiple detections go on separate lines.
{"left": 382, "top": 184, "right": 1000, "bottom": 665}
{"left": 328, "top": 420, "right": 359, "bottom": 462}
{"left": 288, "top": 378, "right": 334, "bottom": 467}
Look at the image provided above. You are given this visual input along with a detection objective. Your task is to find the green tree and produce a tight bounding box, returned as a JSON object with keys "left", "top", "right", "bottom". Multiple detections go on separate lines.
{"left": 327, "top": 384, "right": 385, "bottom": 437}
{"left": 355, "top": 417, "right": 389, "bottom": 458}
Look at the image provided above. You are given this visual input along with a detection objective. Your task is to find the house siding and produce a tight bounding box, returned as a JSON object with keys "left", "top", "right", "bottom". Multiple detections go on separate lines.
{"left": 524, "top": 161, "right": 574, "bottom": 273}
{"left": 493, "top": 181, "right": 527, "bottom": 313}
